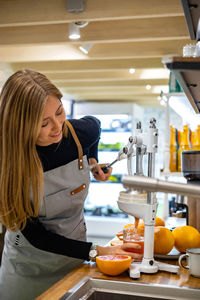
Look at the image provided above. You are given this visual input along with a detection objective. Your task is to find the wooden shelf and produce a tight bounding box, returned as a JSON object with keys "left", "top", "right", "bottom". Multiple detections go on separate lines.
{"left": 164, "top": 56, "right": 200, "bottom": 114}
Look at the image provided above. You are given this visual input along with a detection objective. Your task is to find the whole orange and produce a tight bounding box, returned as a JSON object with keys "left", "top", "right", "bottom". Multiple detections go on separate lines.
{"left": 155, "top": 216, "right": 165, "bottom": 227}
{"left": 154, "top": 226, "right": 174, "bottom": 255}
{"left": 172, "top": 225, "right": 200, "bottom": 253}
{"left": 96, "top": 255, "right": 131, "bottom": 276}
{"left": 133, "top": 216, "right": 165, "bottom": 229}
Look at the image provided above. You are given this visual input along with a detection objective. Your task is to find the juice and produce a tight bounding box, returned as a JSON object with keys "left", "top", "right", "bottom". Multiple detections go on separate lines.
{"left": 123, "top": 236, "right": 144, "bottom": 255}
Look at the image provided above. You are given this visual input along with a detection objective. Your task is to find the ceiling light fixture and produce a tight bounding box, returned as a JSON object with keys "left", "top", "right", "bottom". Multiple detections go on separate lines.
{"left": 79, "top": 43, "right": 93, "bottom": 54}
{"left": 129, "top": 68, "right": 135, "bottom": 74}
{"left": 146, "top": 84, "right": 151, "bottom": 90}
{"left": 69, "top": 22, "right": 80, "bottom": 40}
{"left": 68, "top": 21, "right": 89, "bottom": 40}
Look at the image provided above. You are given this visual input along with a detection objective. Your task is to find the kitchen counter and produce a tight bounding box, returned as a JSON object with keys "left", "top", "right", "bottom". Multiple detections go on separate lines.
{"left": 36, "top": 258, "right": 200, "bottom": 300}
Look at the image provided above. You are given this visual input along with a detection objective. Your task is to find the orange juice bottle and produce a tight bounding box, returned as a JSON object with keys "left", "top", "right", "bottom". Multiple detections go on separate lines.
{"left": 193, "top": 125, "right": 200, "bottom": 150}
{"left": 169, "top": 125, "right": 177, "bottom": 172}
{"left": 190, "top": 130, "right": 195, "bottom": 149}
{"left": 178, "top": 125, "right": 191, "bottom": 172}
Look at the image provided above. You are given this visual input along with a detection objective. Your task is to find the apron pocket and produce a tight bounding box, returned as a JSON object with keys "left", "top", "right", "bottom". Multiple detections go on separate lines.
{"left": 42, "top": 188, "right": 72, "bottom": 219}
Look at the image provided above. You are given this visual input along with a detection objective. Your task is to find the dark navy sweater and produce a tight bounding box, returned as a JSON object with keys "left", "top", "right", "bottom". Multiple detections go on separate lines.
{"left": 21, "top": 116, "right": 100, "bottom": 260}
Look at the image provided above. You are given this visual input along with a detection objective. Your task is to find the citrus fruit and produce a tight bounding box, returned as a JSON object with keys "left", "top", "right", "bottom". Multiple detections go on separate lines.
{"left": 155, "top": 216, "right": 165, "bottom": 227}
{"left": 154, "top": 226, "right": 174, "bottom": 255}
{"left": 123, "top": 223, "right": 134, "bottom": 229}
{"left": 123, "top": 222, "right": 145, "bottom": 235}
{"left": 116, "top": 230, "right": 123, "bottom": 240}
{"left": 172, "top": 225, "right": 200, "bottom": 253}
{"left": 110, "top": 240, "right": 123, "bottom": 246}
{"left": 96, "top": 255, "right": 132, "bottom": 276}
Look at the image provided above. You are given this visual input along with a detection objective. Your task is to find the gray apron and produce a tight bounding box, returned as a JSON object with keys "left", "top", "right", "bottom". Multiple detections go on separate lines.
{"left": 0, "top": 121, "right": 90, "bottom": 300}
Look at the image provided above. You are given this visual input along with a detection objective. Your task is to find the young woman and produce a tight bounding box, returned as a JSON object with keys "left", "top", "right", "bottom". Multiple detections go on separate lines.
{"left": 0, "top": 69, "right": 141, "bottom": 300}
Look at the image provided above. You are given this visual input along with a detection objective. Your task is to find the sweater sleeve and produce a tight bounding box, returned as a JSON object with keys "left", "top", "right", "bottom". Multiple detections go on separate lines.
{"left": 21, "top": 218, "right": 92, "bottom": 260}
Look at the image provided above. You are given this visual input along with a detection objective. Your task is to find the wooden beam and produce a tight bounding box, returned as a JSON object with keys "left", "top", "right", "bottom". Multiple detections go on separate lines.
{"left": 0, "top": 17, "right": 188, "bottom": 45}
{"left": 10, "top": 58, "right": 164, "bottom": 72}
{"left": 56, "top": 79, "right": 168, "bottom": 88}
{"left": 61, "top": 87, "right": 167, "bottom": 96}
{"left": 0, "top": 0, "right": 183, "bottom": 26}
{"left": 74, "top": 98, "right": 161, "bottom": 107}
{"left": 0, "top": 39, "right": 190, "bottom": 62}
{"left": 45, "top": 69, "right": 169, "bottom": 81}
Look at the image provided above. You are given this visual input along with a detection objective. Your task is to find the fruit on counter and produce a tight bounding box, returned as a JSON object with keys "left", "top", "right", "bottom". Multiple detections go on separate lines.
{"left": 172, "top": 225, "right": 200, "bottom": 253}
{"left": 155, "top": 216, "right": 165, "bottom": 227}
{"left": 154, "top": 226, "right": 175, "bottom": 255}
{"left": 110, "top": 240, "right": 123, "bottom": 246}
{"left": 96, "top": 255, "right": 132, "bottom": 276}
{"left": 116, "top": 217, "right": 165, "bottom": 240}
{"left": 116, "top": 230, "right": 123, "bottom": 240}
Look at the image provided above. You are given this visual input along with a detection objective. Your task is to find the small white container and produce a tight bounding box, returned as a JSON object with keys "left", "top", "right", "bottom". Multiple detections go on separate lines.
{"left": 195, "top": 41, "right": 200, "bottom": 57}
{"left": 183, "top": 43, "right": 197, "bottom": 57}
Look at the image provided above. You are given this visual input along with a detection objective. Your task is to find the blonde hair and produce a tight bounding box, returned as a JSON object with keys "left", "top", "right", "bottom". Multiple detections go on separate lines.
{"left": 0, "top": 69, "right": 66, "bottom": 231}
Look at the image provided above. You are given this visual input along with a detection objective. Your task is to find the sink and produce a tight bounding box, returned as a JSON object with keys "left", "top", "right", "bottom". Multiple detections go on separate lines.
{"left": 59, "top": 276, "right": 200, "bottom": 300}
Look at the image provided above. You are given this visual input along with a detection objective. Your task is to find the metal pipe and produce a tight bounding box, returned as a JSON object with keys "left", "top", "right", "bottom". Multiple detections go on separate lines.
{"left": 122, "top": 175, "right": 200, "bottom": 199}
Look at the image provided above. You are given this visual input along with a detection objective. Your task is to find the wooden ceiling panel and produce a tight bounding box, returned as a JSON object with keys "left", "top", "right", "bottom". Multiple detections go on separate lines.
{"left": 0, "top": 0, "right": 190, "bottom": 107}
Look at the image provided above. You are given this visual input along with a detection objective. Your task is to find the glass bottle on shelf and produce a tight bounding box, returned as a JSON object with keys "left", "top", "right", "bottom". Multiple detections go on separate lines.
{"left": 190, "top": 130, "right": 196, "bottom": 149}
{"left": 178, "top": 125, "right": 191, "bottom": 172}
{"left": 193, "top": 125, "right": 200, "bottom": 151}
{"left": 169, "top": 125, "right": 177, "bottom": 172}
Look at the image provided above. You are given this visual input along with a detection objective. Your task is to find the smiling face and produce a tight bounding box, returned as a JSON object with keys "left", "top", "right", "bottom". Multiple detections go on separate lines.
{"left": 36, "top": 95, "right": 66, "bottom": 146}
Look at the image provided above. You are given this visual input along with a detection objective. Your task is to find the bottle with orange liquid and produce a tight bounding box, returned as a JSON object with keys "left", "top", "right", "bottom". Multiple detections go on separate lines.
{"left": 190, "top": 130, "right": 195, "bottom": 149}
{"left": 178, "top": 125, "right": 191, "bottom": 172}
{"left": 169, "top": 125, "right": 177, "bottom": 172}
{"left": 193, "top": 125, "right": 200, "bottom": 151}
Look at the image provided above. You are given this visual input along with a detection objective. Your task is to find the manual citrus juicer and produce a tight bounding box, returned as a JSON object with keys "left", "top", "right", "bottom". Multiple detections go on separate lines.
{"left": 114, "top": 118, "right": 179, "bottom": 278}
{"left": 112, "top": 118, "right": 200, "bottom": 279}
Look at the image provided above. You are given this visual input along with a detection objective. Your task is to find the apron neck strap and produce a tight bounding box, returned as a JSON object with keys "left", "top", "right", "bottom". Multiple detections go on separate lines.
{"left": 65, "top": 120, "right": 83, "bottom": 170}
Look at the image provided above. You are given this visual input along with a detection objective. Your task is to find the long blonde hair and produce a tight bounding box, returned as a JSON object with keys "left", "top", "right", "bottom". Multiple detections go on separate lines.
{"left": 0, "top": 69, "right": 65, "bottom": 231}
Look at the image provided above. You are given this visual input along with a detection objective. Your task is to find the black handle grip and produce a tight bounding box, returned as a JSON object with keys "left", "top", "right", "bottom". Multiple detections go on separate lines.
{"left": 101, "top": 166, "right": 109, "bottom": 173}
{"left": 95, "top": 166, "right": 109, "bottom": 175}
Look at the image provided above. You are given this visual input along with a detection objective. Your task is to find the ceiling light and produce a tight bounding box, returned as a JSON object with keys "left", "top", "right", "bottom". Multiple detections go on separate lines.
{"left": 160, "top": 100, "right": 166, "bottom": 106}
{"left": 69, "top": 22, "right": 80, "bottom": 40}
{"left": 79, "top": 43, "right": 93, "bottom": 54}
{"left": 129, "top": 68, "right": 135, "bottom": 74}
{"left": 146, "top": 84, "right": 151, "bottom": 90}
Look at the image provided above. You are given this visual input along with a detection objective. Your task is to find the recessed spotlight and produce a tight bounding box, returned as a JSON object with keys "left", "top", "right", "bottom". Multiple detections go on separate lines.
{"left": 129, "top": 68, "right": 135, "bottom": 74}
{"left": 146, "top": 84, "right": 151, "bottom": 90}
{"left": 160, "top": 100, "right": 166, "bottom": 106}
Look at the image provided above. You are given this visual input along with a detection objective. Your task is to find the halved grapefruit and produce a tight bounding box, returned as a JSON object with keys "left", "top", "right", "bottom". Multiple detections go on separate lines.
{"left": 96, "top": 255, "right": 132, "bottom": 276}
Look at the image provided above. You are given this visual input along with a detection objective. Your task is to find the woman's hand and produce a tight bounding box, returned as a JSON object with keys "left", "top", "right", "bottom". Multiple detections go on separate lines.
{"left": 89, "top": 158, "right": 112, "bottom": 181}
{"left": 97, "top": 244, "right": 143, "bottom": 262}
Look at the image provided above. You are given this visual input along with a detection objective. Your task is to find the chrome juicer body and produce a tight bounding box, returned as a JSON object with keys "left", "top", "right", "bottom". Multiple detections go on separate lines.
{"left": 117, "top": 118, "right": 180, "bottom": 278}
